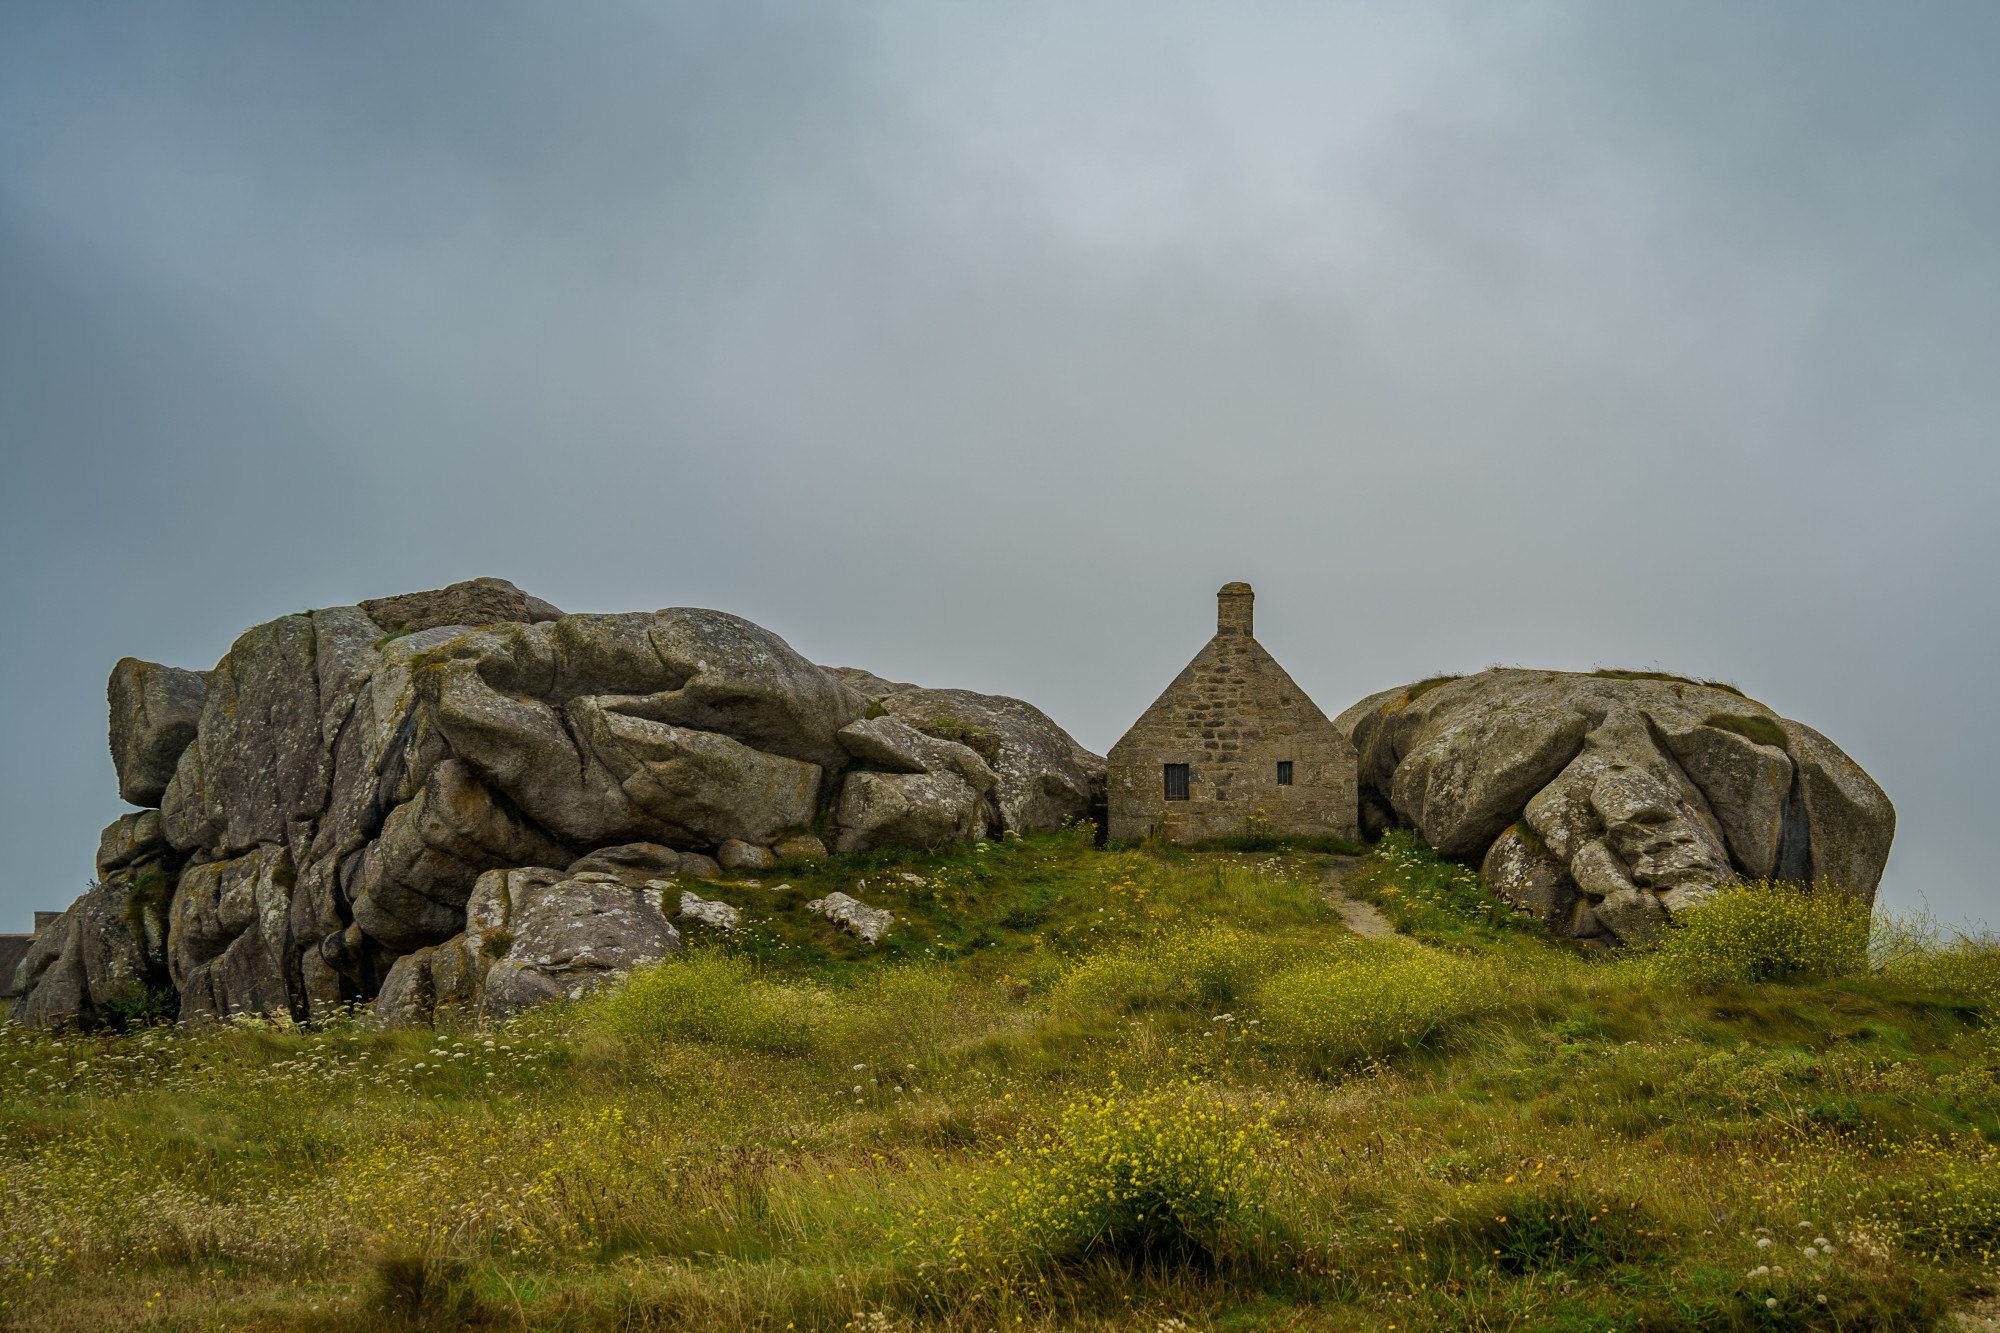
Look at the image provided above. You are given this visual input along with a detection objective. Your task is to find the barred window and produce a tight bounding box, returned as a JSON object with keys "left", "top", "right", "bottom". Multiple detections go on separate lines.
{"left": 1277, "top": 761, "right": 1293, "bottom": 786}
{"left": 1164, "top": 764, "right": 1190, "bottom": 801}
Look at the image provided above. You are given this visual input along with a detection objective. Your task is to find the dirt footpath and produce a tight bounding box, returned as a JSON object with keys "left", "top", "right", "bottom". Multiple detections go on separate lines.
{"left": 1320, "top": 855, "right": 1396, "bottom": 940}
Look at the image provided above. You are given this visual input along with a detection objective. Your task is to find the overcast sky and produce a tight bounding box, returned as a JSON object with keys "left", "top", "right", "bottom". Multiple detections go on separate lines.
{"left": 3, "top": 2, "right": 1995, "bottom": 932}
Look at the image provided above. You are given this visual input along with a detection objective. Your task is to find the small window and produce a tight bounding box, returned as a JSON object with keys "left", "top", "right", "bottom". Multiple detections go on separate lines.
{"left": 1276, "top": 761, "right": 1293, "bottom": 786}
{"left": 1164, "top": 764, "right": 1190, "bottom": 801}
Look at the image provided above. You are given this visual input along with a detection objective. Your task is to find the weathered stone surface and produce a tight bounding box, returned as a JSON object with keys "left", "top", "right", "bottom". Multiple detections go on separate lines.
{"left": 679, "top": 853, "right": 721, "bottom": 880}
{"left": 0, "top": 933, "right": 35, "bottom": 1000}
{"left": 360, "top": 577, "right": 562, "bottom": 635}
{"left": 838, "top": 716, "right": 999, "bottom": 793}
{"left": 773, "top": 834, "right": 828, "bottom": 860}
{"left": 568, "top": 843, "right": 683, "bottom": 881}
{"left": 805, "top": 891, "right": 893, "bottom": 944}
{"left": 718, "top": 839, "right": 777, "bottom": 871}
{"left": 1330, "top": 686, "right": 1412, "bottom": 840}
{"left": 828, "top": 667, "right": 908, "bottom": 698}
{"left": 96, "top": 811, "right": 173, "bottom": 878}
{"left": 169, "top": 845, "right": 297, "bottom": 1025}
{"left": 831, "top": 716, "right": 1000, "bottom": 854}
{"left": 1554, "top": 897, "right": 1611, "bottom": 940}
{"left": 373, "top": 946, "right": 439, "bottom": 1029}
{"left": 299, "top": 939, "right": 347, "bottom": 1021}
{"left": 1336, "top": 669, "right": 1896, "bottom": 947}
{"left": 1782, "top": 721, "right": 1897, "bottom": 901}
{"left": 309, "top": 623, "right": 464, "bottom": 866}
{"left": 837, "top": 674, "right": 1106, "bottom": 838}
{"left": 499, "top": 871, "right": 679, "bottom": 984}
{"left": 188, "top": 616, "right": 328, "bottom": 854}
{"left": 417, "top": 635, "right": 826, "bottom": 852}
{"left": 346, "top": 760, "right": 572, "bottom": 955}
{"left": 833, "top": 771, "right": 989, "bottom": 853}
{"left": 1654, "top": 717, "right": 1793, "bottom": 880}
{"left": 1659, "top": 882, "right": 1724, "bottom": 919}
{"left": 1481, "top": 824, "right": 1577, "bottom": 923}
{"left": 679, "top": 891, "right": 743, "bottom": 931}
{"left": 1390, "top": 708, "right": 1586, "bottom": 858}
{"left": 11, "top": 878, "right": 164, "bottom": 1027}
{"left": 1568, "top": 838, "right": 1638, "bottom": 900}
{"left": 373, "top": 868, "right": 681, "bottom": 1026}
{"left": 636, "top": 609, "right": 867, "bottom": 770}
{"left": 1590, "top": 762, "right": 1732, "bottom": 891}
{"left": 159, "top": 732, "right": 219, "bottom": 852}
{"left": 1595, "top": 887, "right": 1668, "bottom": 946}
{"left": 421, "top": 655, "right": 658, "bottom": 848}
{"left": 580, "top": 700, "right": 824, "bottom": 847}
{"left": 1106, "top": 585, "right": 1355, "bottom": 843}
{"left": 108, "top": 659, "right": 207, "bottom": 807}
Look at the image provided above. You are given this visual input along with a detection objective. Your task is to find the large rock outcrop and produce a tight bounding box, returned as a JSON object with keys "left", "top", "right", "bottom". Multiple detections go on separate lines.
{"left": 15, "top": 578, "right": 1104, "bottom": 1029}
{"left": 1335, "top": 670, "right": 1894, "bottom": 947}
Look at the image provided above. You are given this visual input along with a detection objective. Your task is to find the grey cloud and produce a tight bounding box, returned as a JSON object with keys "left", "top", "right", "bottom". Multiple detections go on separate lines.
{"left": 2, "top": 2, "right": 1994, "bottom": 927}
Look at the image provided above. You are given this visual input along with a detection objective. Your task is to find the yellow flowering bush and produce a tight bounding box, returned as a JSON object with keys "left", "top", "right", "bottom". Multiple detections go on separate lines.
{"left": 998, "top": 1084, "right": 1276, "bottom": 1261}
{"left": 1253, "top": 938, "right": 1477, "bottom": 1071}
{"left": 1652, "top": 880, "right": 1871, "bottom": 987}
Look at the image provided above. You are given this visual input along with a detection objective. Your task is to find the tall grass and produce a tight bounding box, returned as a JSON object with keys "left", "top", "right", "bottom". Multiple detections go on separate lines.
{"left": 1873, "top": 912, "right": 2000, "bottom": 1018}
{"left": 588, "top": 951, "right": 843, "bottom": 1053}
{"left": 1253, "top": 938, "right": 1479, "bottom": 1072}
{"left": 5, "top": 829, "right": 1999, "bottom": 1331}
{"left": 1352, "top": 829, "right": 1537, "bottom": 945}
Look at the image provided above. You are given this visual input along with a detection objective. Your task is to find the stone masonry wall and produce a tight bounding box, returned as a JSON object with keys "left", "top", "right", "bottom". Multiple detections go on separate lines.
{"left": 1106, "top": 584, "right": 1357, "bottom": 843}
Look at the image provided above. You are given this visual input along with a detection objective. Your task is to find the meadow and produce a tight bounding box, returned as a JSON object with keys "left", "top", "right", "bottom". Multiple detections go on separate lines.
{"left": 2, "top": 824, "right": 1997, "bottom": 1332}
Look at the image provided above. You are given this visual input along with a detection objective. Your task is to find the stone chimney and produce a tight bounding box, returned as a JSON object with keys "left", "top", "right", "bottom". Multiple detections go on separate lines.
{"left": 1217, "top": 582, "right": 1254, "bottom": 639}
{"left": 33, "top": 911, "right": 61, "bottom": 936}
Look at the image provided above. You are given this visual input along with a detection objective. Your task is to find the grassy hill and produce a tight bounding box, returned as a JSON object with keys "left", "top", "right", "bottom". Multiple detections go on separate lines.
{"left": 3, "top": 827, "right": 1997, "bottom": 1331}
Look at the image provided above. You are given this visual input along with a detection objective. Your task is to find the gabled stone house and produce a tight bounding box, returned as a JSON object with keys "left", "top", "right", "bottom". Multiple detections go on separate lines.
{"left": 1107, "top": 583, "right": 1357, "bottom": 843}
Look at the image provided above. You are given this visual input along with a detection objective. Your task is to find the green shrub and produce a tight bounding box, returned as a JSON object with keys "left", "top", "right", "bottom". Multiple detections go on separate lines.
{"left": 1253, "top": 939, "right": 1476, "bottom": 1071}
{"left": 907, "top": 716, "right": 1001, "bottom": 765}
{"left": 1051, "top": 929, "right": 1298, "bottom": 1019}
{"left": 101, "top": 981, "right": 178, "bottom": 1030}
{"left": 590, "top": 953, "right": 844, "bottom": 1054}
{"left": 998, "top": 1083, "right": 1275, "bottom": 1261}
{"left": 1652, "top": 881, "right": 1871, "bottom": 988}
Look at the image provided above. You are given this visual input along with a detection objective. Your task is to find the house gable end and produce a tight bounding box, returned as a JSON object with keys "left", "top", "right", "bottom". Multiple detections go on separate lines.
{"left": 1104, "top": 583, "right": 1357, "bottom": 842}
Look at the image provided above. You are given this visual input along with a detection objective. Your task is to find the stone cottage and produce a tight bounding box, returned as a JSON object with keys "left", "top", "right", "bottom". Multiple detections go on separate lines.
{"left": 1107, "top": 583, "right": 1357, "bottom": 843}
